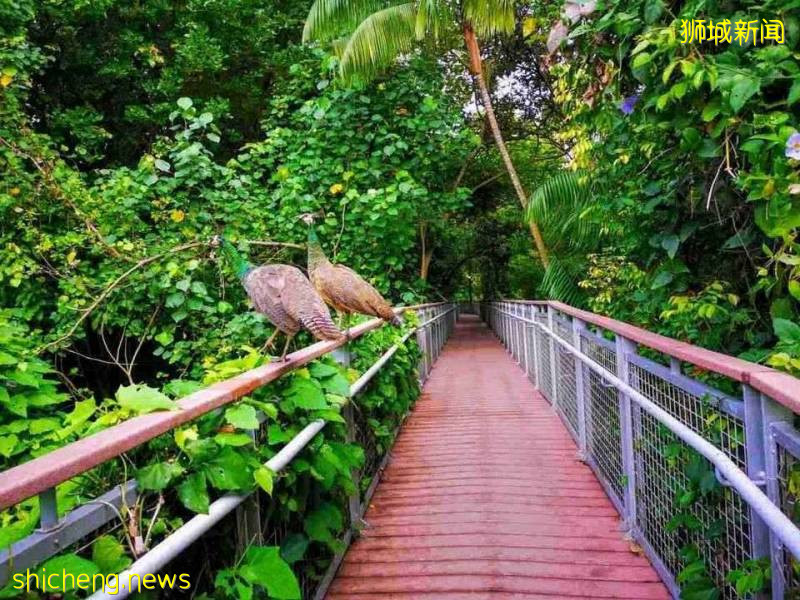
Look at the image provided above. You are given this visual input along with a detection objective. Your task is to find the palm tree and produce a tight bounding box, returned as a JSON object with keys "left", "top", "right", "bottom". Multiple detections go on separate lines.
{"left": 526, "top": 171, "right": 600, "bottom": 303}
{"left": 303, "top": 0, "right": 551, "bottom": 267}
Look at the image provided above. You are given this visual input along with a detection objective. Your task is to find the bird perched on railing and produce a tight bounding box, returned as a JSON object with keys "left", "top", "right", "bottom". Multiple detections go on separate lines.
{"left": 210, "top": 235, "right": 344, "bottom": 360}
{"left": 299, "top": 213, "right": 403, "bottom": 328}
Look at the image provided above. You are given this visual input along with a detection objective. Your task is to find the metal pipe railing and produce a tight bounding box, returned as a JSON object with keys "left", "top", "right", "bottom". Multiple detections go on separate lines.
{"left": 0, "top": 303, "right": 457, "bottom": 594}
{"left": 87, "top": 305, "right": 456, "bottom": 600}
{"left": 484, "top": 300, "right": 800, "bottom": 598}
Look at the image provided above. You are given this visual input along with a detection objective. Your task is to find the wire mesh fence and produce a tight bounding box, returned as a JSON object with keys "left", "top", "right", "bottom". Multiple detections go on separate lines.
{"left": 486, "top": 301, "right": 800, "bottom": 599}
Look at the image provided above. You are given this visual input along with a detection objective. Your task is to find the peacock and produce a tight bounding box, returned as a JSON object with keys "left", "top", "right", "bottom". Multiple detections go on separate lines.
{"left": 299, "top": 214, "right": 403, "bottom": 328}
{"left": 211, "top": 235, "right": 344, "bottom": 360}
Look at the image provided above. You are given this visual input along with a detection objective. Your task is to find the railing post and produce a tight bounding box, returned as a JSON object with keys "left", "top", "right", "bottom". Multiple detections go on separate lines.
{"left": 573, "top": 317, "right": 588, "bottom": 459}
{"left": 37, "top": 487, "right": 59, "bottom": 532}
{"left": 419, "top": 319, "right": 429, "bottom": 383}
{"left": 547, "top": 305, "right": 559, "bottom": 409}
{"left": 530, "top": 308, "right": 540, "bottom": 389}
{"left": 522, "top": 306, "right": 530, "bottom": 377}
{"left": 236, "top": 422, "right": 263, "bottom": 554}
{"left": 615, "top": 334, "right": 638, "bottom": 531}
{"left": 331, "top": 346, "right": 362, "bottom": 531}
{"left": 753, "top": 391, "right": 794, "bottom": 598}
{"left": 742, "top": 386, "right": 771, "bottom": 564}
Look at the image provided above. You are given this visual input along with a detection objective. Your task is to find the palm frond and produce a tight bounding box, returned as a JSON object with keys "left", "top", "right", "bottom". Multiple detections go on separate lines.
{"left": 415, "top": 0, "right": 453, "bottom": 40}
{"left": 339, "top": 3, "right": 417, "bottom": 81}
{"left": 526, "top": 170, "right": 599, "bottom": 252}
{"left": 303, "top": 0, "right": 386, "bottom": 43}
{"left": 538, "top": 255, "right": 584, "bottom": 305}
{"left": 462, "top": 0, "right": 515, "bottom": 37}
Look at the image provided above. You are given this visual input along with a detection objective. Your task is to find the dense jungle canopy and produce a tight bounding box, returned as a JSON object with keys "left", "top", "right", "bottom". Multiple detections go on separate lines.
{"left": 1, "top": 0, "right": 799, "bottom": 597}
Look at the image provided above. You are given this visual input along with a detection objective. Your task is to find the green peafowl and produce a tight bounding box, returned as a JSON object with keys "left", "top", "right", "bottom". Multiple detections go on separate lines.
{"left": 211, "top": 235, "right": 344, "bottom": 360}
{"left": 299, "top": 214, "right": 403, "bottom": 328}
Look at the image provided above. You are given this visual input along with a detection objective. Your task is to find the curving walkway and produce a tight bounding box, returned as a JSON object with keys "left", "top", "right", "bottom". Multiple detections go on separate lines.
{"left": 327, "top": 314, "right": 670, "bottom": 599}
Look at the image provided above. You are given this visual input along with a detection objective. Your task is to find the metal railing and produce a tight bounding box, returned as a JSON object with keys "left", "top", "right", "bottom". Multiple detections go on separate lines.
{"left": 484, "top": 300, "right": 800, "bottom": 598}
{"left": 0, "top": 303, "right": 457, "bottom": 598}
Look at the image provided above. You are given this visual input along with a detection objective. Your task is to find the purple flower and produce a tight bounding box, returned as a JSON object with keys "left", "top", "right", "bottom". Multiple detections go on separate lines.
{"left": 787, "top": 133, "right": 800, "bottom": 160}
{"left": 620, "top": 95, "right": 639, "bottom": 115}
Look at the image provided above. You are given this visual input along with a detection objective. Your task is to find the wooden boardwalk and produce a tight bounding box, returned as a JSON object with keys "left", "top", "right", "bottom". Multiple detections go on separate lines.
{"left": 327, "top": 315, "right": 670, "bottom": 599}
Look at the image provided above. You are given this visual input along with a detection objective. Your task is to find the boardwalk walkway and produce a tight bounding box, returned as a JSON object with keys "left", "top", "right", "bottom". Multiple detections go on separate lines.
{"left": 327, "top": 314, "right": 670, "bottom": 599}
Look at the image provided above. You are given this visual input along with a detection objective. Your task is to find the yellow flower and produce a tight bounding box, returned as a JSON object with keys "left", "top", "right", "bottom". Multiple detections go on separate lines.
{"left": 170, "top": 209, "right": 185, "bottom": 223}
{"left": 329, "top": 183, "right": 344, "bottom": 195}
{"left": 0, "top": 74, "right": 12, "bottom": 88}
{"left": 9, "top": 187, "right": 20, "bottom": 196}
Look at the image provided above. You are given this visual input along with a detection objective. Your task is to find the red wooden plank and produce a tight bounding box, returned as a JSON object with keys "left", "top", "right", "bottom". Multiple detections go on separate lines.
{"left": 327, "top": 316, "right": 669, "bottom": 599}
{"left": 328, "top": 574, "right": 670, "bottom": 598}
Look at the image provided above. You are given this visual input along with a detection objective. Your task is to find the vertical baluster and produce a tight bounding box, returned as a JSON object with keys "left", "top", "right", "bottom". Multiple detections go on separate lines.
{"left": 529, "top": 306, "right": 542, "bottom": 390}
{"left": 615, "top": 335, "right": 638, "bottom": 531}
{"left": 754, "top": 391, "right": 793, "bottom": 598}
{"left": 417, "top": 318, "right": 428, "bottom": 384}
{"left": 236, "top": 426, "right": 263, "bottom": 553}
{"left": 573, "top": 317, "right": 587, "bottom": 458}
{"left": 522, "top": 305, "right": 530, "bottom": 377}
{"left": 547, "top": 305, "right": 559, "bottom": 409}
{"left": 38, "top": 487, "right": 59, "bottom": 531}
{"left": 511, "top": 304, "right": 518, "bottom": 361}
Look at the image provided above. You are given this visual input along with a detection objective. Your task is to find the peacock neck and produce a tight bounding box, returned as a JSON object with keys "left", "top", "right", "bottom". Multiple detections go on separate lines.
{"left": 307, "top": 225, "right": 331, "bottom": 271}
{"left": 220, "top": 238, "right": 252, "bottom": 280}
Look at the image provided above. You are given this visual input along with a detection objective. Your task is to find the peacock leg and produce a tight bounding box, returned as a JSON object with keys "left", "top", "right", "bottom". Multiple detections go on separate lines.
{"left": 279, "top": 334, "right": 294, "bottom": 362}
{"left": 260, "top": 328, "right": 281, "bottom": 355}
{"left": 341, "top": 312, "right": 351, "bottom": 341}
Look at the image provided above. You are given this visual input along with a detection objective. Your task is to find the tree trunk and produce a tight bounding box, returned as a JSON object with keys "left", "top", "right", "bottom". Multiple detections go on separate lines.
{"left": 463, "top": 23, "right": 550, "bottom": 268}
{"left": 419, "top": 222, "right": 433, "bottom": 280}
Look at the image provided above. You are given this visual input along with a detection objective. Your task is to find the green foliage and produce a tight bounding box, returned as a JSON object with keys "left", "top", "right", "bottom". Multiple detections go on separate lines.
{"left": 304, "top": 0, "right": 515, "bottom": 80}
{"left": 213, "top": 546, "right": 301, "bottom": 600}
{"left": 532, "top": 0, "right": 800, "bottom": 373}
{"left": 0, "top": 311, "right": 75, "bottom": 469}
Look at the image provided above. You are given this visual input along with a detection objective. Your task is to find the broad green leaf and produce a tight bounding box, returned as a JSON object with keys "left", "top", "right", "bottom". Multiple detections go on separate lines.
{"left": 225, "top": 404, "right": 260, "bottom": 429}
{"left": 0, "top": 435, "right": 18, "bottom": 457}
{"left": 268, "top": 424, "right": 292, "bottom": 444}
{"left": 774, "top": 318, "right": 800, "bottom": 343}
{"left": 239, "top": 546, "right": 300, "bottom": 600}
{"left": 254, "top": 466, "right": 274, "bottom": 495}
{"left": 284, "top": 377, "right": 327, "bottom": 410}
{"left": 214, "top": 432, "right": 253, "bottom": 446}
{"left": 35, "top": 555, "right": 100, "bottom": 591}
{"left": 92, "top": 535, "right": 132, "bottom": 575}
{"left": 651, "top": 271, "right": 674, "bottom": 289}
{"left": 643, "top": 0, "right": 663, "bottom": 23}
{"left": 203, "top": 447, "right": 252, "bottom": 490}
{"left": 309, "top": 362, "right": 339, "bottom": 378}
{"left": 321, "top": 373, "right": 350, "bottom": 396}
{"left": 163, "top": 379, "right": 202, "bottom": 398}
{"left": 789, "top": 79, "right": 800, "bottom": 106}
{"left": 116, "top": 384, "right": 176, "bottom": 414}
{"left": 178, "top": 472, "right": 210, "bottom": 514}
{"left": 280, "top": 533, "right": 309, "bottom": 564}
{"left": 136, "top": 461, "right": 185, "bottom": 491}
{"left": 303, "top": 502, "right": 343, "bottom": 548}
{"left": 661, "top": 235, "right": 680, "bottom": 259}
{"left": 177, "top": 97, "right": 193, "bottom": 110}
{"left": 729, "top": 77, "right": 760, "bottom": 113}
